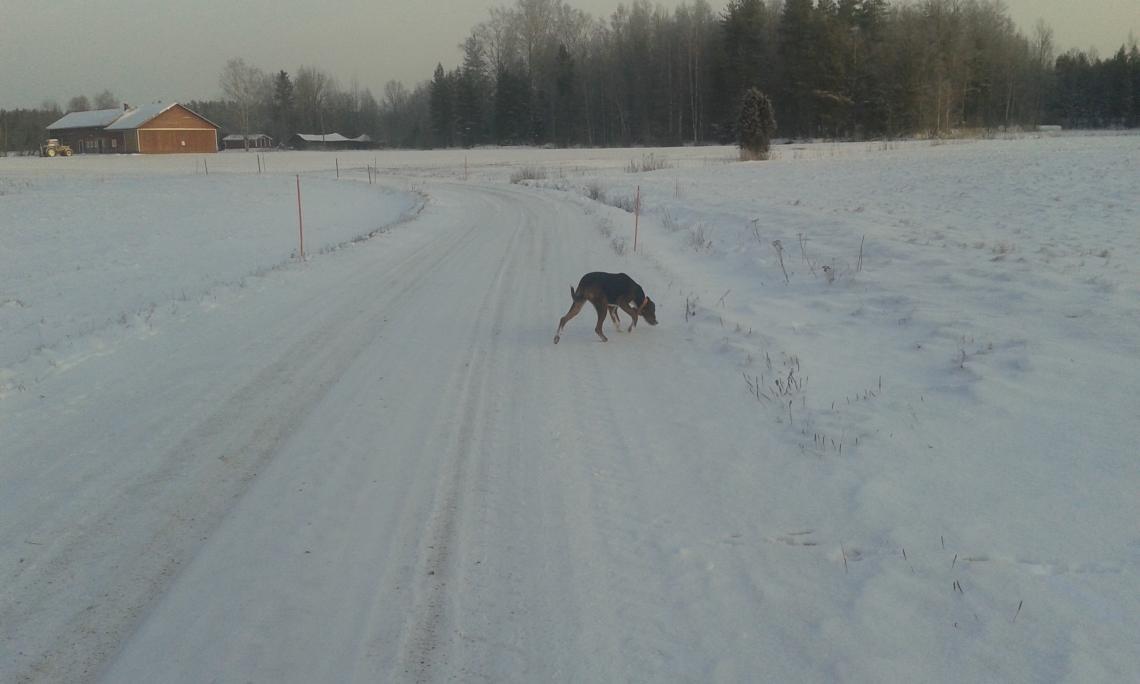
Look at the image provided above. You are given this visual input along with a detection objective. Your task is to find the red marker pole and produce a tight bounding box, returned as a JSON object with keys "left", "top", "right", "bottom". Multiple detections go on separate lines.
{"left": 296, "top": 174, "right": 305, "bottom": 260}
{"left": 634, "top": 185, "right": 640, "bottom": 252}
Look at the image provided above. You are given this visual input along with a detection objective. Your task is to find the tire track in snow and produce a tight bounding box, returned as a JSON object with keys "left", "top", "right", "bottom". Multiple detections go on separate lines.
{"left": 1, "top": 202, "right": 484, "bottom": 684}
{"left": 396, "top": 189, "right": 529, "bottom": 682}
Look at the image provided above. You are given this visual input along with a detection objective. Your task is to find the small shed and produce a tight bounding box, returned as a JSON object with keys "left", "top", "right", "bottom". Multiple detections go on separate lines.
{"left": 222, "top": 133, "right": 274, "bottom": 150}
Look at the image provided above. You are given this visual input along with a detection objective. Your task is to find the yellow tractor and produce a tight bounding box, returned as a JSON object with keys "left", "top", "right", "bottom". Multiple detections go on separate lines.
{"left": 40, "top": 139, "right": 73, "bottom": 157}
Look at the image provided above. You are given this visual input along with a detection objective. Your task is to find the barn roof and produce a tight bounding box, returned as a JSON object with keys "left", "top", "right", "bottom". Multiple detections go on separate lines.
{"left": 105, "top": 102, "right": 178, "bottom": 130}
{"left": 47, "top": 108, "right": 124, "bottom": 130}
{"left": 47, "top": 103, "right": 219, "bottom": 133}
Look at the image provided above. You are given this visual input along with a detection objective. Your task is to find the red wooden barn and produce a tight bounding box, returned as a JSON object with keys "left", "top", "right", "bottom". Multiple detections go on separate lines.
{"left": 47, "top": 103, "right": 219, "bottom": 154}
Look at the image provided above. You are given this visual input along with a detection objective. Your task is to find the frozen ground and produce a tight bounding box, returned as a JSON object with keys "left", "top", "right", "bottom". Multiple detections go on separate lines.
{"left": 1, "top": 134, "right": 1137, "bottom": 682}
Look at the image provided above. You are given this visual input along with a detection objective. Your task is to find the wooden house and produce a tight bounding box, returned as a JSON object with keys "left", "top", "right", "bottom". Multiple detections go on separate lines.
{"left": 45, "top": 108, "right": 127, "bottom": 154}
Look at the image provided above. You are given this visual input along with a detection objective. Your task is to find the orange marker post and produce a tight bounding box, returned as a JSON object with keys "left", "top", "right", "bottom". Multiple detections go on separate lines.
{"left": 296, "top": 174, "right": 305, "bottom": 261}
{"left": 634, "top": 185, "right": 641, "bottom": 252}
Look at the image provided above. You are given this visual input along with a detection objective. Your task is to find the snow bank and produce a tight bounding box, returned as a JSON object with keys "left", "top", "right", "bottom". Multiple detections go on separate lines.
{"left": 0, "top": 167, "right": 420, "bottom": 395}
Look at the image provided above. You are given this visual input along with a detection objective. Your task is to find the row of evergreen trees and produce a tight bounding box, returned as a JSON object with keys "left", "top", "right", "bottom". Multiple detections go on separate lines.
{"left": 3, "top": 0, "right": 1138, "bottom": 154}
{"left": 418, "top": 0, "right": 1140, "bottom": 147}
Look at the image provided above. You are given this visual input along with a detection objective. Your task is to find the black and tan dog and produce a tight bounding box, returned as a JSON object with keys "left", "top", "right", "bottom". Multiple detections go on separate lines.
{"left": 554, "top": 272, "right": 657, "bottom": 343}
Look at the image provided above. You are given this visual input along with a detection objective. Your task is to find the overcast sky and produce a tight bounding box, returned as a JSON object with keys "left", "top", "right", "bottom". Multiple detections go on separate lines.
{"left": 1, "top": 0, "right": 1136, "bottom": 110}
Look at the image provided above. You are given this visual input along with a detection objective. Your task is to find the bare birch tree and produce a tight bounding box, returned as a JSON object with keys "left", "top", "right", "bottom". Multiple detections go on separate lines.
{"left": 220, "top": 58, "right": 270, "bottom": 149}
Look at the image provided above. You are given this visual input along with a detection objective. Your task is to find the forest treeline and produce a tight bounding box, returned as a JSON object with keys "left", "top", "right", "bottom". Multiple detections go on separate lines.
{"left": 3, "top": 0, "right": 1138, "bottom": 153}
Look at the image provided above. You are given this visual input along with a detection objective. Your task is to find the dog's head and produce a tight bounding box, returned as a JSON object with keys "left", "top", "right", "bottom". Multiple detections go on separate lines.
{"left": 641, "top": 297, "right": 658, "bottom": 325}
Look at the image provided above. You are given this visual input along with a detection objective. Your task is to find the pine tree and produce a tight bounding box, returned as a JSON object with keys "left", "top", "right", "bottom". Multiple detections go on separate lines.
{"left": 738, "top": 87, "right": 776, "bottom": 160}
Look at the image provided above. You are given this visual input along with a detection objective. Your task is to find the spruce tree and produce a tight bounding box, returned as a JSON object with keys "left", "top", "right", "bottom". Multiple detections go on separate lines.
{"left": 738, "top": 87, "right": 777, "bottom": 160}
{"left": 429, "top": 64, "right": 455, "bottom": 147}
{"left": 554, "top": 44, "right": 579, "bottom": 146}
{"left": 718, "top": 0, "right": 773, "bottom": 138}
{"left": 494, "top": 66, "right": 531, "bottom": 144}
{"left": 456, "top": 37, "right": 488, "bottom": 147}
{"left": 271, "top": 71, "right": 295, "bottom": 146}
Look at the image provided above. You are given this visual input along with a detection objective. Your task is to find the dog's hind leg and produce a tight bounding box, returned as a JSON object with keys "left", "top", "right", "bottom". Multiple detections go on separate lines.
{"left": 592, "top": 301, "right": 609, "bottom": 342}
{"left": 554, "top": 299, "right": 585, "bottom": 344}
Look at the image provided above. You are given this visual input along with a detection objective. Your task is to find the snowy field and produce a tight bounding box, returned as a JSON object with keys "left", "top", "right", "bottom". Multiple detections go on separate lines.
{"left": 1, "top": 134, "right": 1137, "bottom": 682}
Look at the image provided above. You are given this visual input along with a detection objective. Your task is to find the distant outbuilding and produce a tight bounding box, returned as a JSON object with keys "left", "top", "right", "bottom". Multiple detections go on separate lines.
{"left": 289, "top": 132, "right": 375, "bottom": 150}
{"left": 47, "top": 103, "right": 219, "bottom": 154}
{"left": 222, "top": 133, "right": 274, "bottom": 150}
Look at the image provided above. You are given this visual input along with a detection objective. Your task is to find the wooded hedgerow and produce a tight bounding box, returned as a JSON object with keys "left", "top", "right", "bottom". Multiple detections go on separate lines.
{"left": 413, "top": 0, "right": 1139, "bottom": 148}
{"left": 4, "top": 0, "right": 1138, "bottom": 153}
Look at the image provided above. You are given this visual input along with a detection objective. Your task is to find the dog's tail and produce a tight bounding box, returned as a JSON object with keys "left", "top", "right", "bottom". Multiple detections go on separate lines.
{"left": 570, "top": 285, "right": 585, "bottom": 302}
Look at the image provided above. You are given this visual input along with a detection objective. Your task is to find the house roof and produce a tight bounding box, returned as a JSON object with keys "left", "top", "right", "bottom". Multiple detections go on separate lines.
{"left": 47, "top": 108, "right": 124, "bottom": 130}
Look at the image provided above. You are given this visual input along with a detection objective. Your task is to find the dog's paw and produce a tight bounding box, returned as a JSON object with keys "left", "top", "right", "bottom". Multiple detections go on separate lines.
{"left": 553, "top": 335, "right": 560, "bottom": 344}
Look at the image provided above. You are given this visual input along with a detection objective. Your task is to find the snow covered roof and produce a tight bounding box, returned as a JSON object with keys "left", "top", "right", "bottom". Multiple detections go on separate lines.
{"left": 47, "top": 103, "right": 218, "bottom": 133}
{"left": 47, "top": 108, "right": 124, "bottom": 130}
{"left": 295, "top": 133, "right": 351, "bottom": 143}
{"left": 105, "top": 102, "right": 177, "bottom": 131}
{"left": 222, "top": 133, "right": 272, "bottom": 141}
{"left": 294, "top": 133, "right": 369, "bottom": 145}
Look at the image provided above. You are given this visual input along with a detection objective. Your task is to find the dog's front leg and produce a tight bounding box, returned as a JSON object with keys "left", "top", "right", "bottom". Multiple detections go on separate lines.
{"left": 618, "top": 302, "right": 640, "bottom": 332}
{"left": 608, "top": 305, "right": 622, "bottom": 331}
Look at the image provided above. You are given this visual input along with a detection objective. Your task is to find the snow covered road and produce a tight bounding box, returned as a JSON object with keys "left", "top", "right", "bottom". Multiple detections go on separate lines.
{"left": 4, "top": 137, "right": 1138, "bottom": 683}
{"left": 4, "top": 178, "right": 766, "bottom": 682}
